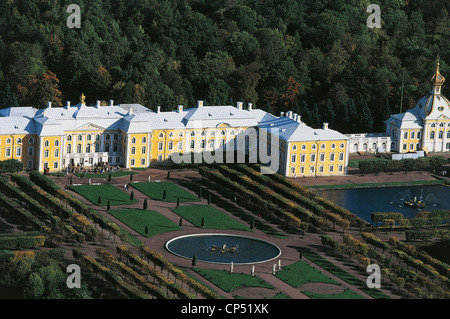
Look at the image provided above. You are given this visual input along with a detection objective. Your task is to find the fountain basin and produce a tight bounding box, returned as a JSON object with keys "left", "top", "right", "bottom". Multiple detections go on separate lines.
{"left": 165, "top": 233, "right": 281, "bottom": 264}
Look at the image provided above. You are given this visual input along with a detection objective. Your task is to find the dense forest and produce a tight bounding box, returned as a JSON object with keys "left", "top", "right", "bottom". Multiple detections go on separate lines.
{"left": 0, "top": 0, "right": 449, "bottom": 133}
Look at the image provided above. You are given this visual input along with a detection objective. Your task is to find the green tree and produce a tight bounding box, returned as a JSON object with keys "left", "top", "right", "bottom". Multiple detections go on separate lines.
{"left": 143, "top": 198, "right": 148, "bottom": 210}
{"left": 24, "top": 273, "right": 44, "bottom": 299}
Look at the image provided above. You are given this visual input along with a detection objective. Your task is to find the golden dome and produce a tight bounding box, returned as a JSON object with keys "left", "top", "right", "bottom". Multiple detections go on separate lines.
{"left": 430, "top": 56, "right": 445, "bottom": 86}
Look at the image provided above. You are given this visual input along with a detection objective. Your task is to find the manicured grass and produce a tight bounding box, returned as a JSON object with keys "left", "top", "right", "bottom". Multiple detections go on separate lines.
{"left": 73, "top": 171, "right": 137, "bottom": 179}
{"left": 303, "top": 288, "right": 365, "bottom": 299}
{"left": 194, "top": 268, "right": 274, "bottom": 293}
{"left": 130, "top": 181, "right": 200, "bottom": 202}
{"left": 275, "top": 260, "right": 340, "bottom": 288}
{"left": 172, "top": 205, "right": 250, "bottom": 231}
{"left": 69, "top": 184, "right": 137, "bottom": 206}
{"left": 305, "top": 251, "right": 390, "bottom": 299}
{"left": 108, "top": 208, "right": 180, "bottom": 237}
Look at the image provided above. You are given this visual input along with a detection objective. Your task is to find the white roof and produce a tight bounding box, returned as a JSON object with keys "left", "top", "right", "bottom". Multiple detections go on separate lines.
{"left": 258, "top": 116, "right": 349, "bottom": 142}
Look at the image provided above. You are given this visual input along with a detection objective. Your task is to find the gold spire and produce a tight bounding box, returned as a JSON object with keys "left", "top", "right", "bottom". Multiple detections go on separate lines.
{"left": 431, "top": 55, "right": 445, "bottom": 86}
{"left": 80, "top": 93, "right": 86, "bottom": 105}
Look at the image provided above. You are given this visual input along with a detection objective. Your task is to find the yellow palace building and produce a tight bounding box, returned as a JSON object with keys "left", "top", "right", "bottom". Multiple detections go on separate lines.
{"left": 0, "top": 94, "right": 350, "bottom": 177}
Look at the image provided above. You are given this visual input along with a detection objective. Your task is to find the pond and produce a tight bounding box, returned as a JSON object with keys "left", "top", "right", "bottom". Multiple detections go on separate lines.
{"left": 165, "top": 233, "right": 281, "bottom": 264}
{"left": 312, "top": 184, "right": 449, "bottom": 223}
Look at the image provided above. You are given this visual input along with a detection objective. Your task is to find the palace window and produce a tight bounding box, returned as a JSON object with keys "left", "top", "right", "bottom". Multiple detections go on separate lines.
{"left": 300, "top": 154, "right": 306, "bottom": 163}
{"left": 131, "top": 137, "right": 136, "bottom": 144}
{"left": 330, "top": 153, "right": 335, "bottom": 161}
{"left": 291, "top": 154, "right": 296, "bottom": 163}
{"left": 96, "top": 134, "right": 100, "bottom": 141}
{"left": 177, "top": 141, "right": 183, "bottom": 150}
{"left": 28, "top": 147, "right": 33, "bottom": 156}
{"left": 310, "top": 154, "right": 316, "bottom": 162}
{"left": 44, "top": 140, "right": 49, "bottom": 147}
{"left": 438, "top": 131, "right": 443, "bottom": 139}
{"left": 86, "top": 144, "right": 91, "bottom": 153}
{"left": 105, "top": 143, "right": 110, "bottom": 152}
{"left": 77, "top": 144, "right": 82, "bottom": 153}
{"left": 158, "top": 133, "right": 164, "bottom": 139}
{"left": 430, "top": 131, "right": 435, "bottom": 139}
{"left": 44, "top": 149, "right": 49, "bottom": 158}
{"left": 319, "top": 153, "right": 325, "bottom": 162}
{"left": 54, "top": 149, "right": 59, "bottom": 157}
{"left": 16, "top": 147, "right": 21, "bottom": 157}
{"left": 78, "top": 135, "right": 83, "bottom": 141}
{"left": 190, "top": 140, "right": 195, "bottom": 149}
{"left": 95, "top": 143, "right": 100, "bottom": 152}
{"left": 158, "top": 142, "right": 163, "bottom": 151}
{"left": 67, "top": 144, "right": 72, "bottom": 154}
{"left": 141, "top": 146, "right": 146, "bottom": 154}
{"left": 168, "top": 142, "right": 173, "bottom": 151}
{"left": 131, "top": 147, "right": 136, "bottom": 155}
{"left": 292, "top": 145, "right": 297, "bottom": 151}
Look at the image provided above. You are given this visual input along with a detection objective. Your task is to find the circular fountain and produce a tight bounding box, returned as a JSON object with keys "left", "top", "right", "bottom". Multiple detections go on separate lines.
{"left": 165, "top": 233, "right": 281, "bottom": 264}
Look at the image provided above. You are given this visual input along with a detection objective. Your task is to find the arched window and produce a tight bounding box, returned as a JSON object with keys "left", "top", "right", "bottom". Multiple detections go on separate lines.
{"left": 78, "top": 135, "right": 83, "bottom": 141}
{"left": 77, "top": 144, "right": 82, "bottom": 153}
{"left": 200, "top": 140, "right": 205, "bottom": 148}
{"left": 131, "top": 147, "right": 136, "bottom": 155}
{"left": 54, "top": 139, "right": 59, "bottom": 147}
{"left": 67, "top": 144, "right": 72, "bottom": 154}
{"left": 158, "top": 133, "right": 164, "bottom": 139}
{"left": 142, "top": 137, "right": 147, "bottom": 143}
{"left": 86, "top": 144, "right": 91, "bottom": 153}
{"left": 105, "top": 143, "right": 110, "bottom": 152}
{"left": 44, "top": 140, "right": 49, "bottom": 147}
{"left": 438, "top": 131, "right": 443, "bottom": 139}
{"left": 210, "top": 140, "right": 215, "bottom": 148}
{"left": 17, "top": 138, "right": 22, "bottom": 144}
{"left": 95, "top": 143, "right": 100, "bottom": 152}
{"left": 430, "top": 131, "right": 435, "bottom": 139}
{"left": 141, "top": 146, "right": 146, "bottom": 154}
{"left": 131, "top": 137, "right": 136, "bottom": 144}
{"left": 292, "top": 145, "right": 297, "bottom": 151}
{"left": 190, "top": 140, "right": 195, "bottom": 149}
{"left": 67, "top": 135, "right": 72, "bottom": 141}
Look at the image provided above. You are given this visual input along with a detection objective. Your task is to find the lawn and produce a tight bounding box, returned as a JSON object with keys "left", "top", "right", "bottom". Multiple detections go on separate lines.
{"left": 172, "top": 205, "right": 250, "bottom": 231}
{"left": 130, "top": 181, "right": 200, "bottom": 202}
{"left": 275, "top": 260, "right": 340, "bottom": 288}
{"left": 69, "top": 184, "right": 137, "bottom": 206}
{"left": 194, "top": 268, "right": 273, "bottom": 293}
{"left": 303, "top": 288, "right": 365, "bottom": 299}
{"left": 107, "top": 208, "right": 180, "bottom": 237}
{"left": 305, "top": 251, "right": 391, "bottom": 299}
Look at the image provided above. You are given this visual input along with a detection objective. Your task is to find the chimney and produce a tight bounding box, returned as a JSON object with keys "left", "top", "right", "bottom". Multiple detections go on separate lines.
{"left": 47, "top": 101, "right": 52, "bottom": 109}
{"left": 177, "top": 105, "right": 183, "bottom": 113}
{"left": 297, "top": 115, "right": 302, "bottom": 123}
{"left": 66, "top": 101, "right": 71, "bottom": 109}
{"left": 96, "top": 100, "right": 101, "bottom": 108}
{"left": 293, "top": 113, "right": 298, "bottom": 121}
{"left": 157, "top": 106, "right": 161, "bottom": 114}
{"left": 248, "top": 103, "right": 253, "bottom": 111}
{"left": 280, "top": 111, "right": 285, "bottom": 117}
{"left": 323, "top": 122, "right": 329, "bottom": 130}
{"left": 237, "top": 102, "right": 243, "bottom": 110}
{"left": 129, "top": 106, "right": 134, "bottom": 115}
{"left": 197, "top": 100, "right": 204, "bottom": 108}
{"left": 287, "top": 110, "right": 293, "bottom": 119}
{"left": 109, "top": 100, "right": 114, "bottom": 106}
